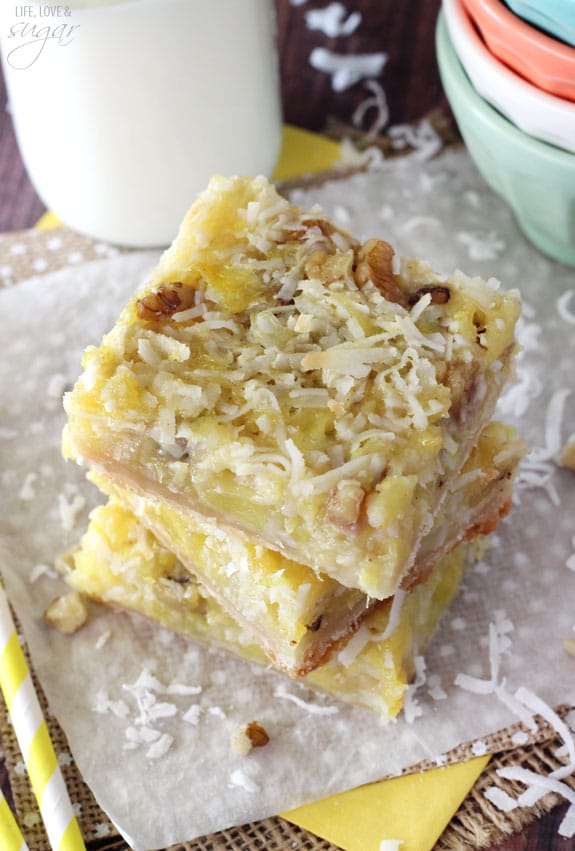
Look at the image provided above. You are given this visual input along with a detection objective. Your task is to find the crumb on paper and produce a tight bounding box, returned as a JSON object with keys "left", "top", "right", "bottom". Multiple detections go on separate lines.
{"left": 560, "top": 441, "right": 575, "bottom": 472}
{"left": 45, "top": 591, "right": 88, "bottom": 634}
{"left": 230, "top": 721, "right": 270, "bottom": 757}
{"left": 19, "top": 472, "right": 37, "bottom": 501}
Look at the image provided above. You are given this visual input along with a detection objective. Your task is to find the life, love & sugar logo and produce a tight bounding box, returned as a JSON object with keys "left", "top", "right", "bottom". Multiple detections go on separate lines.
{"left": 5, "top": 5, "right": 80, "bottom": 70}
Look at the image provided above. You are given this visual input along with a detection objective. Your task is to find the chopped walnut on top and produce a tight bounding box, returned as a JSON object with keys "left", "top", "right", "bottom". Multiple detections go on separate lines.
{"left": 326, "top": 478, "right": 365, "bottom": 529}
{"left": 354, "top": 239, "right": 409, "bottom": 308}
{"left": 230, "top": 721, "right": 270, "bottom": 756}
{"left": 137, "top": 282, "right": 197, "bottom": 321}
{"left": 408, "top": 284, "right": 451, "bottom": 306}
{"left": 45, "top": 590, "right": 88, "bottom": 634}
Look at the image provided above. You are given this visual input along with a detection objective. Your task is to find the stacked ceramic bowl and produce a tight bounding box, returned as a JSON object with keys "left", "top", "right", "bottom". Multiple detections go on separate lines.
{"left": 436, "top": 0, "right": 575, "bottom": 265}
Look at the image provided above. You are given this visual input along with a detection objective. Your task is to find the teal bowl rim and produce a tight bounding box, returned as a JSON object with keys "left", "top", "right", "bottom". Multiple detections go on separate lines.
{"left": 505, "top": 0, "right": 575, "bottom": 47}
{"left": 436, "top": 10, "right": 575, "bottom": 170}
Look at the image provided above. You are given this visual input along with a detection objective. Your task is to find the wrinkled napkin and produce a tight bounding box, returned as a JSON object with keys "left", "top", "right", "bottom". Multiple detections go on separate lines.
{"left": 0, "top": 148, "right": 574, "bottom": 850}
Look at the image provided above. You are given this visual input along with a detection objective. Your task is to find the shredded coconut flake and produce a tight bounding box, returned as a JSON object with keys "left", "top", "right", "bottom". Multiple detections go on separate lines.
{"left": 484, "top": 785, "right": 518, "bottom": 812}
{"left": 387, "top": 119, "right": 443, "bottom": 161}
{"left": 559, "top": 803, "right": 575, "bottom": 838}
{"left": 58, "top": 489, "right": 86, "bottom": 532}
{"left": 183, "top": 705, "right": 202, "bottom": 726}
{"left": 146, "top": 732, "right": 174, "bottom": 760}
{"left": 557, "top": 290, "right": 575, "bottom": 325}
{"left": 229, "top": 769, "right": 259, "bottom": 794}
{"left": 93, "top": 690, "right": 130, "bottom": 719}
{"left": 498, "top": 766, "right": 575, "bottom": 806}
{"left": 46, "top": 372, "right": 68, "bottom": 399}
{"left": 471, "top": 740, "right": 488, "bottom": 756}
{"left": 305, "top": 3, "right": 361, "bottom": 37}
{"left": 94, "top": 629, "right": 111, "bottom": 650}
{"left": 309, "top": 47, "right": 387, "bottom": 92}
{"left": 352, "top": 79, "right": 389, "bottom": 137}
{"left": 274, "top": 685, "right": 339, "bottom": 715}
{"left": 513, "top": 687, "right": 575, "bottom": 769}
{"left": 208, "top": 706, "right": 226, "bottom": 719}
{"left": 29, "top": 563, "right": 57, "bottom": 583}
{"left": 494, "top": 686, "right": 538, "bottom": 733}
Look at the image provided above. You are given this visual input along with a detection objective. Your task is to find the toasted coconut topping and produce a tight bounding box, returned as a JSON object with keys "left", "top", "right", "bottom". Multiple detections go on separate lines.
{"left": 65, "top": 176, "right": 520, "bottom": 596}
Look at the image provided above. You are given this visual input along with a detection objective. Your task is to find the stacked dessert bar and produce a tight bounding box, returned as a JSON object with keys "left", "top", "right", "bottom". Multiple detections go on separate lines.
{"left": 61, "top": 175, "right": 524, "bottom": 720}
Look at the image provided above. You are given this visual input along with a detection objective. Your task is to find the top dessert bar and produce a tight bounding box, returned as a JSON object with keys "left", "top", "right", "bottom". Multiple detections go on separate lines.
{"left": 64, "top": 175, "right": 520, "bottom": 599}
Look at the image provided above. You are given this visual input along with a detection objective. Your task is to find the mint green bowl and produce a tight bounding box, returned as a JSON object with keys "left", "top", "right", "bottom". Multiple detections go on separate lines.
{"left": 436, "top": 11, "right": 575, "bottom": 266}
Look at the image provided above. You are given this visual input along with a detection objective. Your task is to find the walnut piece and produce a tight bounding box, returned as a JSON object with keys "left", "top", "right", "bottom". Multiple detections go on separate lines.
{"left": 408, "top": 284, "right": 451, "bottom": 306}
{"left": 564, "top": 638, "right": 575, "bottom": 657}
{"left": 230, "top": 721, "right": 270, "bottom": 756}
{"left": 45, "top": 591, "right": 88, "bottom": 634}
{"left": 137, "top": 282, "right": 196, "bottom": 321}
{"left": 326, "top": 479, "right": 365, "bottom": 528}
{"left": 354, "top": 239, "right": 408, "bottom": 307}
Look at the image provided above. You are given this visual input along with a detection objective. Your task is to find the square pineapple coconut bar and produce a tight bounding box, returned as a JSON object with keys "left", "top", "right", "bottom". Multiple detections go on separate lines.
{"left": 60, "top": 497, "right": 476, "bottom": 722}
{"left": 85, "top": 420, "right": 523, "bottom": 676}
{"left": 64, "top": 175, "right": 520, "bottom": 599}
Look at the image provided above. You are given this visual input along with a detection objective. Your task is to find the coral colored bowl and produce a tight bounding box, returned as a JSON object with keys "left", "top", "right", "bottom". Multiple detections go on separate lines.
{"left": 443, "top": 0, "right": 575, "bottom": 154}
{"left": 436, "top": 11, "right": 575, "bottom": 266}
{"left": 462, "top": 0, "right": 575, "bottom": 101}
{"left": 506, "top": 0, "right": 575, "bottom": 48}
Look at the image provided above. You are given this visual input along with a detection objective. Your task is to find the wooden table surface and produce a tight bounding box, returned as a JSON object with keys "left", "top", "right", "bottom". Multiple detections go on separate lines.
{"left": 0, "top": 2, "right": 573, "bottom": 849}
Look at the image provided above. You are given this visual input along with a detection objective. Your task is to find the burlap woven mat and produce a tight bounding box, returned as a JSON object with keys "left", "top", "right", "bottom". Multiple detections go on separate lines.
{"left": 1, "top": 218, "right": 573, "bottom": 851}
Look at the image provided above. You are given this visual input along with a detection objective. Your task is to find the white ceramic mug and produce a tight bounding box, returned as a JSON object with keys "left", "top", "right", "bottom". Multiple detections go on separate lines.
{"left": 0, "top": 0, "right": 282, "bottom": 246}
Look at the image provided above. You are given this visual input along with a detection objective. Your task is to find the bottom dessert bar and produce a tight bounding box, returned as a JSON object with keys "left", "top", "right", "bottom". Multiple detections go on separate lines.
{"left": 59, "top": 498, "right": 480, "bottom": 721}
{"left": 83, "top": 421, "right": 524, "bottom": 677}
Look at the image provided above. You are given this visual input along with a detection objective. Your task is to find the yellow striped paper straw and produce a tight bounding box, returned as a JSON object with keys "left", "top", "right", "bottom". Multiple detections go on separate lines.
{"left": 0, "top": 580, "right": 86, "bottom": 851}
{"left": 0, "top": 788, "right": 29, "bottom": 851}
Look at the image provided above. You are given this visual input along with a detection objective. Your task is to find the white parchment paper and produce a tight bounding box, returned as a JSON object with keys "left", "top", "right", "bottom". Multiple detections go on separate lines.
{"left": 0, "top": 149, "right": 574, "bottom": 850}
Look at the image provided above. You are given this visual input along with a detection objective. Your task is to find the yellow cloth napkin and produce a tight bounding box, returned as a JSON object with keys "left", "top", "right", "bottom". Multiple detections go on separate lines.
{"left": 34, "top": 122, "right": 488, "bottom": 850}
{"left": 283, "top": 756, "right": 489, "bottom": 851}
